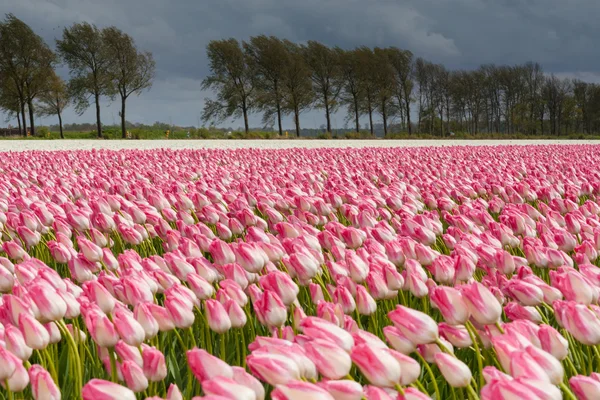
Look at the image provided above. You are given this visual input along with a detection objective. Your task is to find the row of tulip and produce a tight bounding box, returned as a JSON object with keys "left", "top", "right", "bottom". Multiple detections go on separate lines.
{"left": 0, "top": 145, "right": 600, "bottom": 399}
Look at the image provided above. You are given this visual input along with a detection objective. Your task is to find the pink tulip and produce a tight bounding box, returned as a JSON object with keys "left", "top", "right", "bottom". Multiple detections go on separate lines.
{"left": 350, "top": 344, "right": 401, "bottom": 387}
{"left": 28, "top": 283, "right": 67, "bottom": 322}
{"left": 134, "top": 303, "right": 160, "bottom": 340}
{"left": 570, "top": 375, "right": 600, "bottom": 400}
{"left": 82, "top": 379, "right": 136, "bottom": 400}
{"left": 164, "top": 294, "right": 195, "bottom": 329}
{"left": 254, "top": 290, "right": 287, "bottom": 328}
{"left": 205, "top": 299, "right": 232, "bottom": 333}
{"left": 461, "top": 281, "right": 502, "bottom": 325}
{"left": 0, "top": 347, "right": 17, "bottom": 381}
{"left": 430, "top": 286, "right": 469, "bottom": 325}
{"left": 29, "top": 364, "right": 60, "bottom": 400}
{"left": 383, "top": 326, "right": 416, "bottom": 355}
{"left": 538, "top": 324, "right": 569, "bottom": 360}
{"left": 300, "top": 317, "right": 354, "bottom": 352}
{"left": 0, "top": 351, "right": 29, "bottom": 392}
{"left": 246, "top": 351, "right": 301, "bottom": 386}
{"left": 77, "top": 236, "right": 103, "bottom": 262}
{"left": 510, "top": 350, "right": 551, "bottom": 383}
{"left": 121, "top": 360, "right": 148, "bottom": 392}
{"left": 112, "top": 305, "right": 145, "bottom": 347}
{"left": 232, "top": 366, "right": 265, "bottom": 400}
{"left": 19, "top": 313, "right": 50, "bottom": 350}
{"left": 524, "top": 345, "right": 564, "bottom": 385}
{"left": 209, "top": 239, "right": 235, "bottom": 266}
{"left": 86, "top": 311, "right": 120, "bottom": 348}
{"left": 388, "top": 305, "right": 438, "bottom": 345}
{"left": 434, "top": 352, "right": 472, "bottom": 387}
{"left": 318, "top": 380, "right": 363, "bottom": 400}
{"left": 387, "top": 349, "right": 421, "bottom": 385}
{"left": 187, "top": 348, "right": 233, "bottom": 383}
{"left": 438, "top": 323, "right": 472, "bottom": 348}
{"left": 3, "top": 240, "right": 27, "bottom": 260}
{"left": 167, "top": 384, "right": 184, "bottom": 400}
{"left": 272, "top": 380, "right": 335, "bottom": 400}
{"left": 142, "top": 347, "right": 167, "bottom": 382}
{"left": 304, "top": 338, "right": 352, "bottom": 380}
{"left": 202, "top": 376, "right": 257, "bottom": 400}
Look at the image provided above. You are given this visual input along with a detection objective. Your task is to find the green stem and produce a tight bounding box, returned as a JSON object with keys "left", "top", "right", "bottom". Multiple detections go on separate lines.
{"left": 466, "top": 321, "right": 484, "bottom": 390}
{"left": 5, "top": 379, "right": 12, "bottom": 400}
{"left": 466, "top": 383, "right": 480, "bottom": 400}
{"left": 56, "top": 320, "right": 83, "bottom": 397}
{"left": 415, "top": 351, "right": 440, "bottom": 400}
{"left": 394, "top": 383, "right": 405, "bottom": 396}
{"left": 220, "top": 333, "right": 226, "bottom": 362}
{"left": 494, "top": 321, "right": 505, "bottom": 334}
{"left": 559, "top": 382, "right": 578, "bottom": 400}
{"left": 109, "top": 348, "right": 118, "bottom": 383}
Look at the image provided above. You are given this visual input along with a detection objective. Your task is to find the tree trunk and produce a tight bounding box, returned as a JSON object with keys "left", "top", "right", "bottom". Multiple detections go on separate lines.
{"left": 382, "top": 103, "right": 388, "bottom": 137}
{"left": 16, "top": 109, "right": 22, "bottom": 136}
{"left": 243, "top": 107, "right": 249, "bottom": 134}
{"left": 20, "top": 101, "right": 27, "bottom": 137}
{"left": 121, "top": 96, "right": 127, "bottom": 139}
{"left": 353, "top": 95, "right": 360, "bottom": 133}
{"left": 58, "top": 111, "right": 64, "bottom": 139}
{"left": 276, "top": 99, "right": 283, "bottom": 136}
{"left": 324, "top": 93, "right": 331, "bottom": 133}
{"left": 367, "top": 94, "right": 374, "bottom": 136}
{"left": 294, "top": 106, "right": 300, "bottom": 138}
{"left": 95, "top": 92, "right": 102, "bottom": 138}
{"left": 27, "top": 99, "right": 35, "bottom": 137}
{"left": 405, "top": 100, "right": 412, "bottom": 135}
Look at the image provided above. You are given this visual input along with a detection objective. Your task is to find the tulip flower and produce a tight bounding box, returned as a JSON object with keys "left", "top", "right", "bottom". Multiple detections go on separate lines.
{"left": 304, "top": 338, "right": 352, "bottom": 380}
{"left": 205, "top": 299, "right": 232, "bottom": 333}
{"left": 350, "top": 344, "right": 401, "bottom": 387}
{"left": 19, "top": 313, "right": 50, "bottom": 350}
{"left": 202, "top": 376, "right": 257, "bottom": 400}
{"left": 187, "top": 348, "right": 233, "bottom": 383}
{"left": 461, "top": 282, "right": 502, "bottom": 325}
{"left": 246, "top": 352, "right": 301, "bottom": 386}
{"left": 142, "top": 347, "right": 167, "bottom": 382}
{"left": 272, "top": 380, "right": 335, "bottom": 400}
{"left": 388, "top": 305, "right": 438, "bottom": 345}
{"left": 434, "top": 352, "right": 472, "bottom": 387}
{"left": 232, "top": 366, "right": 266, "bottom": 400}
{"left": 29, "top": 364, "right": 60, "bottom": 400}
{"left": 82, "top": 379, "right": 136, "bottom": 400}
{"left": 570, "top": 375, "right": 600, "bottom": 400}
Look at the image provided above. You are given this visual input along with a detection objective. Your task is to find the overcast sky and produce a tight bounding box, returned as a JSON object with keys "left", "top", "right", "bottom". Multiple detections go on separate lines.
{"left": 2, "top": 0, "right": 600, "bottom": 130}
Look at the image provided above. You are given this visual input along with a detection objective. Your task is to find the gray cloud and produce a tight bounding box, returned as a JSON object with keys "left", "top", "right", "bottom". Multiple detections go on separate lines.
{"left": 1, "top": 0, "right": 599, "bottom": 129}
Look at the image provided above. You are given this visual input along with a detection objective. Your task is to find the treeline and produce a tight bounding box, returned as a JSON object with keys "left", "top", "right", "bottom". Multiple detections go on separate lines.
{"left": 203, "top": 36, "right": 600, "bottom": 137}
{"left": 0, "top": 14, "right": 155, "bottom": 138}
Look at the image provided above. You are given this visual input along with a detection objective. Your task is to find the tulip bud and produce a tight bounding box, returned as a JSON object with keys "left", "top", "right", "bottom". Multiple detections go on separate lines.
{"left": 187, "top": 348, "right": 233, "bottom": 383}
{"left": 82, "top": 379, "right": 136, "bottom": 400}
{"left": 351, "top": 344, "right": 401, "bottom": 388}
{"left": 246, "top": 352, "right": 300, "bottom": 386}
{"left": 461, "top": 282, "right": 502, "bottom": 325}
{"left": 434, "top": 353, "right": 472, "bottom": 388}
{"left": 202, "top": 376, "right": 257, "bottom": 399}
{"left": 304, "top": 338, "right": 352, "bottom": 380}
{"left": 121, "top": 360, "right": 148, "bottom": 392}
{"left": 388, "top": 305, "right": 438, "bottom": 345}
{"left": 318, "top": 380, "right": 363, "bottom": 400}
{"left": 570, "top": 375, "right": 600, "bottom": 400}
{"left": 19, "top": 313, "right": 50, "bottom": 350}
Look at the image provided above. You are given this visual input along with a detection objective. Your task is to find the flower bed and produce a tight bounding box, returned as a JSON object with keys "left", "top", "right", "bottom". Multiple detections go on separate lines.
{"left": 0, "top": 145, "right": 599, "bottom": 399}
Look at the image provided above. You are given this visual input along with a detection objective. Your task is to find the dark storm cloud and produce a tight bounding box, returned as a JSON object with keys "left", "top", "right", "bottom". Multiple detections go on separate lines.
{"left": 1, "top": 0, "right": 599, "bottom": 127}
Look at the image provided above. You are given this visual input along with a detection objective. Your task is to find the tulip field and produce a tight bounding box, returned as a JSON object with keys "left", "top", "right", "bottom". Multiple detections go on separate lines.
{"left": 2, "top": 145, "right": 600, "bottom": 400}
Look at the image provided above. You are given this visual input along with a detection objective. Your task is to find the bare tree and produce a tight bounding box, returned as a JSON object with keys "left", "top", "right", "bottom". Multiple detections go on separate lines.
{"left": 57, "top": 22, "right": 113, "bottom": 138}
{"left": 104, "top": 27, "right": 155, "bottom": 138}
